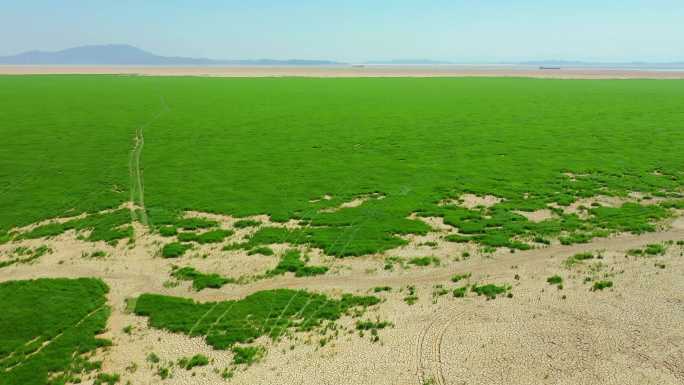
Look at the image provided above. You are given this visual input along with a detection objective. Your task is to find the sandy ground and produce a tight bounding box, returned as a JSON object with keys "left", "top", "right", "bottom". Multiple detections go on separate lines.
{"left": 2, "top": 65, "right": 684, "bottom": 79}
{"left": 1, "top": 209, "right": 684, "bottom": 384}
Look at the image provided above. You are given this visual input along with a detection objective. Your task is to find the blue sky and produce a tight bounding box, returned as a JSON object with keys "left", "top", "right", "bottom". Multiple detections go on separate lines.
{"left": 2, "top": 0, "right": 683, "bottom": 62}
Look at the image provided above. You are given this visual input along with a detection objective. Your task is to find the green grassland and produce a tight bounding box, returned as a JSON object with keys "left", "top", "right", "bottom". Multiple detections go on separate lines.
{"left": 0, "top": 278, "right": 110, "bottom": 385}
{"left": 2, "top": 76, "right": 684, "bottom": 255}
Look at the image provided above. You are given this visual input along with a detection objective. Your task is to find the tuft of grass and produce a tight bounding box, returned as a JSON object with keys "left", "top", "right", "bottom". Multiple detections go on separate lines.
{"left": 645, "top": 243, "right": 666, "bottom": 255}
{"left": 563, "top": 252, "right": 595, "bottom": 268}
{"left": 546, "top": 275, "right": 563, "bottom": 285}
{"left": 231, "top": 346, "right": 265, "bottom": 366}
{"left": 373, "top": 286, "right": 392, "bottom": 293}
{"left": 0, "top": 245, "right": 53, "bottom": 269}
{"left": 247, "top": 246, "right": 274, "bottom": 256}
{"left": 591, "top": 280, "right": 613, "bottom": 291}
{"left": 450, "top": 272, "right": 471, "bottom": 283}
{"left": 407, "top": 256, "right": 440, "bottom": 267}
{"left": 178, "top": 354, "right": 209, "bottom": 370}
{"left": 162, "top": 242, "right": 192, "bottom": 258}
{"left": 471, "top": 283, "right": 511, "bottom": 299}
{"left": 356, "top": 320, "right": 391, "bottom": 330}
{"left": 146, "top": 352, "right": 160, "bottom": 364}
{"left": 452, "top": 286, "right": 468, "bottom": 298}
{"left": 94, "top": 373, "right": 120, "bottom": 385}
{"left": 234, "top": 219, "right": 261, "bottom": 229}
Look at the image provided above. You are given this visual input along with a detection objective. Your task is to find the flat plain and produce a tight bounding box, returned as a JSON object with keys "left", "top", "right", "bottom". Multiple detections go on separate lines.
{"left": 1, "top": 75, "right": 683, "bottom": 384}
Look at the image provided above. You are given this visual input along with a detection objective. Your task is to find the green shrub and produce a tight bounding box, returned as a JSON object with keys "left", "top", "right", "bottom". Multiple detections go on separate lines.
{"left": 591, "top": 280, "right": 613, "bottom": 291}
{"left": 162, "top": 242, "right": 191, "bottom": 258}
{"left": 453, "top": 286, "right": 468, "bottom": 298}
{"left": 471, "top": 283, "right": 510, "bottom": 299}
{"left": 546, "top": 275, "right": 563, "bottom": 285}
{"left": 373, "top": 286, "right": 392, "bottom": 292}
{"left": 645, "top": 243, "right": 666, "bottom": 255}
{"left": 94, "top": 373, "right": 120, "bottom": 385}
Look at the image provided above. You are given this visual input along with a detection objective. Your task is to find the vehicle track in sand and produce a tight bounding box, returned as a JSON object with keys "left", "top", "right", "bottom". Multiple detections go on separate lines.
{"left": 415, "top": 307, "right": 465, "bottom": 385}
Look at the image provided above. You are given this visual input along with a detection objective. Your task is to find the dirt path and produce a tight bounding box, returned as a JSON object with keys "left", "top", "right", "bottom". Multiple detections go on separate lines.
{"left": 128, "top": 97, "right": 170, "bottom": 226}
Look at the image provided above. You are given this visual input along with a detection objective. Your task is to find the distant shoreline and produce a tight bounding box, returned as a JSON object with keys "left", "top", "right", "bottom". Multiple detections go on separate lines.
{"left": 2, "top": 65, "right": 684, "bottom": 79}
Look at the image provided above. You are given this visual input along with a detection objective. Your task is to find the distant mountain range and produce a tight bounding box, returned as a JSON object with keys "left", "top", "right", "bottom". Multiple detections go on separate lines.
{"left": 519, "top": 60, "right": 684, "bottom": 67}
{"left": 364, "top": 59, "right": 454, "bottom": 65}
{"left": 0, "top": 45, "right": 681, "bottom": 67}
{"left": 0, "top": 44, "right": 343, "bottom": 66}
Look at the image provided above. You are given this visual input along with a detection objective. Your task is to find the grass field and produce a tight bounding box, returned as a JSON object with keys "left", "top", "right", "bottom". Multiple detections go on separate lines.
{"left": 2, "top": 75, "right": 684, "bottom": 385}
{"left": 1, "top": 76, "right": 683, "bottom": 255}
{"left": 0, "top": 278, "right": 110, "bottom": 385}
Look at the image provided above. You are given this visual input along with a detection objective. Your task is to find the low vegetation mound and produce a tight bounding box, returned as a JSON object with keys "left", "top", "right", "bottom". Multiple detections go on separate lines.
{"left": 134, "top": 289, "right": 380, "bottom": 349}
{"left": 171, "top": 266, "right": 236, "bottom": 290}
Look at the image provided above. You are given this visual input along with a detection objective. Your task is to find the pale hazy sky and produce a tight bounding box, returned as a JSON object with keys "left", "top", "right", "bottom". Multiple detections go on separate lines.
{"left": 2, "top": 0, "right": 683, "bottom": 62}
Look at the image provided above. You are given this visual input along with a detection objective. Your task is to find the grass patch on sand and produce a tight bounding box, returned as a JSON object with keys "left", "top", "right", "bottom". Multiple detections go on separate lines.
{"left": 231, "top": 346, "right": 265, "bottom": 366}
{"left": 161, "top": 242, "right": 192, "bottom": 258}
{"left": 0, "top": 245, "right": 52, "bottom": 269}
{"left": 0, "top": 278, "right": 110, "bottom": 385}
{"left": 178, "top": 354, "right": 209, "bottom": 370}
{"left": 134, "top": 289, "right": 380, "bottom": 349}
{"left": 471, "top": 283, "right": 512, "bottom": 299}
{"left": 563, "top": 252, "right": 595, "bottom": 268}
{"left": 265, "top": 249, "right": 328, "bottom": 278}
{"left": 171, "top": 266, "right": 236, "bottom": 291}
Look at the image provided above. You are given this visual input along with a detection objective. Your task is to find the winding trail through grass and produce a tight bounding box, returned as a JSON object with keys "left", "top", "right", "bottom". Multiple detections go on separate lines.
{"left": 128, "top": 97, "right": 170, "bottom": 226}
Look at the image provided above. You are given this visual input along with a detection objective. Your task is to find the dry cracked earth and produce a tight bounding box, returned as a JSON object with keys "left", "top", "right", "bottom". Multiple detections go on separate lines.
{"left": 1, "top": 201, "right": 684, "bottom": 385}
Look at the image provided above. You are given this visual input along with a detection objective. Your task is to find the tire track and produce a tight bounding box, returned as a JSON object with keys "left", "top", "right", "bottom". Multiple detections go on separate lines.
{"left": 128, "top": 97, "right": 170, "bottom": 226}
{"left": 416, "top": 307, "right": 463, "bottom": 385}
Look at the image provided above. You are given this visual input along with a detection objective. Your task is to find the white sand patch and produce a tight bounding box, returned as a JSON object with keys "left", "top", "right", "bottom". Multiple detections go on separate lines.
{"left": 514, "top": 209, "right": 557, "bottom": 222}
{"left": 318, "top": 193, "right": 385, "bottom": 213}
{"left": 440, "top": 193, "right": 503, "bottom": 209}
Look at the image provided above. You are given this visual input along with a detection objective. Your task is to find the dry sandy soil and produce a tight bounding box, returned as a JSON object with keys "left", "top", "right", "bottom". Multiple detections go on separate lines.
{"left": 1, "top": 205, "right": 684, "bottom": 385}
{"left": 2, "top": 65, "right": 684, "bottom": 79}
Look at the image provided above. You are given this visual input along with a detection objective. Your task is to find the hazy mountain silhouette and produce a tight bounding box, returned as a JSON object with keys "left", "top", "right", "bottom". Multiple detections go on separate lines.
{"left": 0, "top": 44, "right": 343, "bottom": 65}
